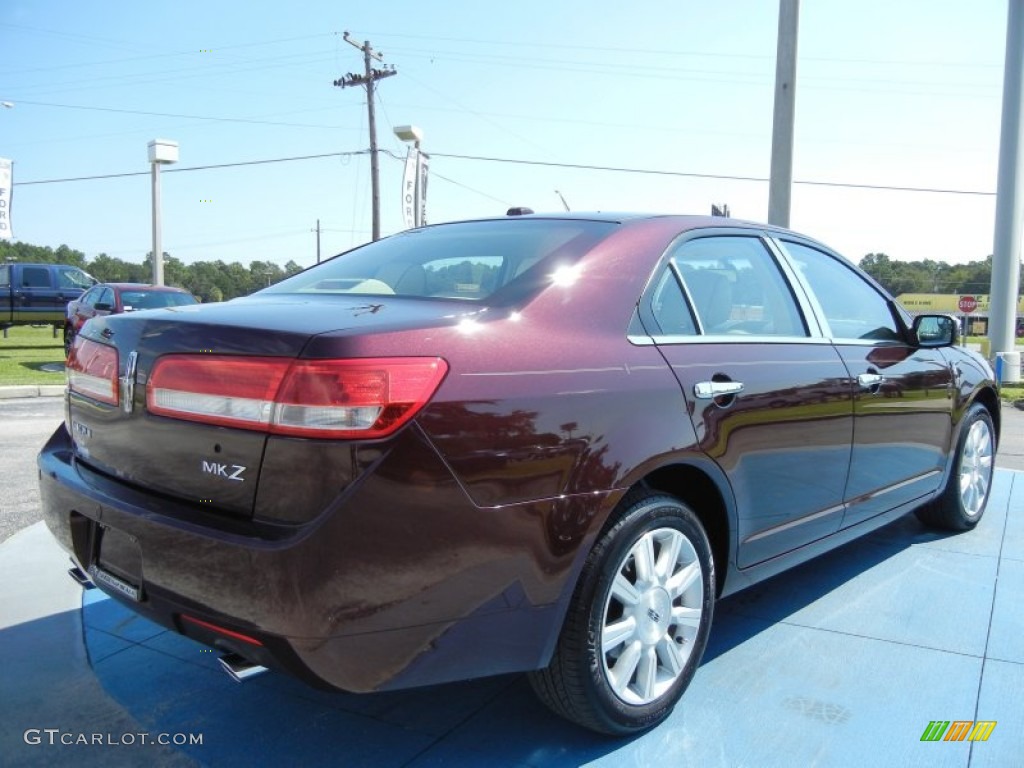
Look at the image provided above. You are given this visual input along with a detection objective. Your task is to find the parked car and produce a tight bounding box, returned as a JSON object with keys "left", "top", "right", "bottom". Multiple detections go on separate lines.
{"left": 64, "top": 282, "right": 197, "bottom": 355}
{"left": 39, "top": 214, "right": 998, "bottom": 735}
{"left": 1, "top": 262, "right": 94, "bottom": 330}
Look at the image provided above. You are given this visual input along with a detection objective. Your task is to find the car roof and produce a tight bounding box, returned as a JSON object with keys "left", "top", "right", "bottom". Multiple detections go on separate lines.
{"left": 442, "top": 211, "right": 792, "bottom": 235}
{"left": 99, "top": 283, "right": 190, "bottom": 292}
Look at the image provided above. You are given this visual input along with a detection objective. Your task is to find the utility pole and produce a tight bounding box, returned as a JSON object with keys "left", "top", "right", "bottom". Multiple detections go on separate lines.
{"left": 312, "top": 218, "right": 322, "bottom": 263}
{"left": 334, "top": 33, "right": 397, "bottom": 241}
{"left": 767, "top": 0, "right": 800, "bottom": 228}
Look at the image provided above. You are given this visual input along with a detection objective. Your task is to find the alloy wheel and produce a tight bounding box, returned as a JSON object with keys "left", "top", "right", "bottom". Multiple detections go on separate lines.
{"left": 600, "top": 527, "right": 704, "bottom": 706}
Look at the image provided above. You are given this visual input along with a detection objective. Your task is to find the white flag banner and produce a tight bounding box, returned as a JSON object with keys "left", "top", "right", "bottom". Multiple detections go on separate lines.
{"left": 418, "top": 152, "right": 429, "bottom": 227}
{"left": 401, "top": 148, "right": 418, "bottom": 230}
{"left": 0, "top": 158, "right": 12, "bottom": 241}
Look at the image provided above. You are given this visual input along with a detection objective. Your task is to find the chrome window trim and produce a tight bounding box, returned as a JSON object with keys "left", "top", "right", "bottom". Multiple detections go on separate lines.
{"left": 634, "top": 333, "right": 837, "bottom": 347}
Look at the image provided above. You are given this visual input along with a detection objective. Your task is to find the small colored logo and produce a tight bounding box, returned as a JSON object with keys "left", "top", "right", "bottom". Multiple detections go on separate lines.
{"left": 921, "top": 720, "right": 997, "bottom": 742}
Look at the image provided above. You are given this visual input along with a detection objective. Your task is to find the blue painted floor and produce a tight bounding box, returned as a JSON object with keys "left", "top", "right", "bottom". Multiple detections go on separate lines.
{"left": 2, "top": 470, "right": 1021, "bottom": 767}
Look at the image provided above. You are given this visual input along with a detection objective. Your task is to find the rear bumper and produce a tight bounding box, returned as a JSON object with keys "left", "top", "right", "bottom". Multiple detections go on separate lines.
{"left": 37, "top": 423, "right": 607, "bottom": 692}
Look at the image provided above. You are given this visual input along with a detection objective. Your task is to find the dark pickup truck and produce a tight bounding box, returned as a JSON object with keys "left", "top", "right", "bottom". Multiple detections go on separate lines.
{"left": 1, "top": 262, "right": 95, "bottom": 330}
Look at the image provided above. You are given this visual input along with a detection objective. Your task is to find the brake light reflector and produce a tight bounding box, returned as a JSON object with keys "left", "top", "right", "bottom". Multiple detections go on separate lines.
{"left": 147, "top": 356, "right": 448, "bottom": 439}
{"left": 67, "top": 337, "right": 119, "bottom": 405}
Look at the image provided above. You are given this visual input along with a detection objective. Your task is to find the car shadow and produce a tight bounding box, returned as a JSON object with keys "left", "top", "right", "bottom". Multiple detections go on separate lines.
{"left": 705, "top": 512, "right": 979, "bottom": 662}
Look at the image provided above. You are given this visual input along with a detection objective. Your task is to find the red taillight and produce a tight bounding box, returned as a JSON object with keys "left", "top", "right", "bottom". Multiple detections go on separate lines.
{"left": 147, "top": 356, "right": 448, "bottom": 439}
{"left": 67, "top": 337, "right": 119, "bottom": 405}
{"left": 180, "top": 615, "right": 264, "bottom": 647}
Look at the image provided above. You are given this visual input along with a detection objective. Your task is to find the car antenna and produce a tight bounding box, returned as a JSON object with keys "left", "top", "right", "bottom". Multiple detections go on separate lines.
{"left": 555, "top": 190, "right": 570, "bottom": 212}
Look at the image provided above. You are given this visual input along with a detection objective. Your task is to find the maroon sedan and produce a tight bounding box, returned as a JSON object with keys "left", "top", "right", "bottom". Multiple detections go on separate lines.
{"left": 39, "top": 214, "right": 998, "bottom": 734}
{"left": 64, "top": 282, "right": 197, "bottom": 355}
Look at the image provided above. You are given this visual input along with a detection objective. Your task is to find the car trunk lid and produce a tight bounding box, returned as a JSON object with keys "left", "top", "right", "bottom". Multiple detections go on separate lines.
{"left": 66, "top": 296, "right": 467, "bottom": 517}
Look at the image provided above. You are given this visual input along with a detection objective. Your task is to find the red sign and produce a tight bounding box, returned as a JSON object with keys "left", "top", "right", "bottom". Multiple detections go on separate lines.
{"left": 958, "top": 296, "right": 978, "bottom": 313}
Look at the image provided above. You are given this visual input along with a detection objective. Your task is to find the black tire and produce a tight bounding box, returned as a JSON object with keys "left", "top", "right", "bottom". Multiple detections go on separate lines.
{"left": 528, "top": 491, "right": 715, "bottom": 735}
{"left": 63, "top": 325, "right": 74, "bottom": 358}
{"left": 915, "top": 403, "right": 995, "bottom": 531}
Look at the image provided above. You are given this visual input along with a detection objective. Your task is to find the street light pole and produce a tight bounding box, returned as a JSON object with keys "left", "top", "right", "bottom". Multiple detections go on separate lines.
{"left": 394, "top": 125, "right": 426, "bottom": 229}
{"left": 148, "top": 139, "right": 178, "bottom": 286}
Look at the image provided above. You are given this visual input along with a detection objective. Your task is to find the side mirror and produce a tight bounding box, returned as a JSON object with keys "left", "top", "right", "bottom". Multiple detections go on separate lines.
{"left": 912, "top": 314, "right": 958, "bottom": 348}
{"left": 94, "top": 302, "right": 113, "bottom": 312}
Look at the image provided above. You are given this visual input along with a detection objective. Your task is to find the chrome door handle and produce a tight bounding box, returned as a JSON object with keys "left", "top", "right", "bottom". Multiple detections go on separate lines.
{"left": 857, "top": 373, "right": 884, "bottom": 390}
{"left": 694, "top": 381, "right": 744, "bottom": 399}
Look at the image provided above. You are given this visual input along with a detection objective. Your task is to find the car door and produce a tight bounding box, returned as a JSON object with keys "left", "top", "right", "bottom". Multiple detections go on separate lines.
{"left": 641, "top": 232, "right": 854, "bottom": 568}
{"left": 0, "top": 264, "right": 11, "bottom": 321}
{"left": 70, "top": 286, "right": 100, "bottom": 331}
{"left": 12, "top": 264, "right": 57, "bottom": 324}
{"left": 54, "top": 265, "right": 92, "bottom": 317}
{"left": 777, "top": 239, "right": 954, "bottom": 528}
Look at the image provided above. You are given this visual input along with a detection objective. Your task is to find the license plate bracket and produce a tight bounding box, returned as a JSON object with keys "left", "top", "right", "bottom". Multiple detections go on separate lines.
{"left": 94, "top": 525, "right": 143, "bottom": 601}
{"left": 88, "top": 564, "right": 142, "bottom": 602}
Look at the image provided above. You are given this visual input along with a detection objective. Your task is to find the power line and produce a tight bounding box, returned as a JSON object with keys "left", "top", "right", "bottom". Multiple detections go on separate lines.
{"left": 2, "top": 99, "right": 350, "bottom": 129}
{"left": 429, "top": 151, "right": 998, "bottom": 197}
{"left": 368, "top": 31, "right": 999, "bottom": 69}
{"left": 0, "top": 29, "right": 333, "bottom": 76}
{"left": 10, "top": 146, "right": 998, "bottom": 199}
{"left": 378, "top": 149, "right": 508, "bottom": 205}
{"left": 12, "top": 150, "right": 369, "bottom": 186}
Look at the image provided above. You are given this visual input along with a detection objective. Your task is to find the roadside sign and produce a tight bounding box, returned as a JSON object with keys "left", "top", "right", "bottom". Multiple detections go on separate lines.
{"left": 958, "top": 295, "right": 978, "bottom": 313}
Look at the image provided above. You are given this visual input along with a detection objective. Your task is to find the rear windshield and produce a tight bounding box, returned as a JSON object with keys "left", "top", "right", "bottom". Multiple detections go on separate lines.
{"left": 260, "top": 219, "right": 617, "bottom": 304}
{"left": 120, "top": 291, "right": 197, "bottom": 310}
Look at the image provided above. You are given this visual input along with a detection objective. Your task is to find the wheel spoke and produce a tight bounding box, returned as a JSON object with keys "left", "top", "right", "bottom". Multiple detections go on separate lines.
{"left": 655, "top": 531, "right": 683, "bottom": 584}
{"left": 611, "top": 573, "right": 641, "bottom": 606}
{"left": 602, "top": 617, "right": 637, "bottom": 651}
{"left": 666, "top": 561, "right": 700, "bottom": 599}
{"left": 672, "top": 604, "right": 703, "bottom": 629}
{"left": 632, "top": 535, "right": 656, "bottom": 585}
{"left": 635, "top": 647, "right": 658, "bottom": 701}
{"left": 608, "top": 641, "right": 642, "bottom": 697}
{"left": 656, "top": 636, "right": 686, "bottom": 677}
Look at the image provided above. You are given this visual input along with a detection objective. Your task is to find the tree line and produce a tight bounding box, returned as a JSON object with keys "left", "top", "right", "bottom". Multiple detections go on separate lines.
{"left": 0, "top": 241, "right": 305, "bottom": 302}
{"left": 858, "top": 253, "right": 1023, "bottom": 298}
{"left": 3, "top": 239, "right": 1020, "bottom": 303}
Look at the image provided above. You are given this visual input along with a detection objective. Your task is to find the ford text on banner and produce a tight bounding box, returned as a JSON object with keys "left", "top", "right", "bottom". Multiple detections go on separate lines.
{"left": 418, "top": 152, "right": 429, "bottom": 227}
{"left": 0, "top": 158, "right": 12, "bottom": 241}
{"left": 401, "top": 148, "right": 418, "bottom": 230}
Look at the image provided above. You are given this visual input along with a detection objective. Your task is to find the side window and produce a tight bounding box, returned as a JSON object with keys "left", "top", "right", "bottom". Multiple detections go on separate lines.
{"left": 57, "top": 267, "right": 92, "bottom": 290}
{"left": 97, "top": 287, "right": 114, "bottom": 307}
{"left": 0, "top": 265, "right": 9, "bottom": 288}
{"left": 781, "top": 241, "right": 901, "bottom": 341}
{"left": 671, "top": 236, "right": 807, "bottom": 337}
{"left": 22, "top": 266, "right": 51, "bottom": 288}
{"left": 649, "top": 268, "right": 698, "bottom": 335}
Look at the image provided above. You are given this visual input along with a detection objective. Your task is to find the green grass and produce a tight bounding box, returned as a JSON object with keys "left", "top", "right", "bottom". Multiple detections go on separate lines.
{"left": 1001, "top": 385, "right": 1024, "bottom": 403}
{"left": 0, "top": 325, "right": 66, "bottom": 386}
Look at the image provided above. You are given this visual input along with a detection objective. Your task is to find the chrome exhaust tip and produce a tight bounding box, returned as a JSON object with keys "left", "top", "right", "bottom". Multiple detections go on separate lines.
{"left": 68, "top": 566, "right": 95, "bottom": 589}
{"left": 218, "top": 653, "right": 268, "bottom": 683}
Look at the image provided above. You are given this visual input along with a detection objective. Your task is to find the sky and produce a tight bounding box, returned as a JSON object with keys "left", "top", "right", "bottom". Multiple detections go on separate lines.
{"left": 0, "top": 0, "right": 1015, "bottom": 270}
